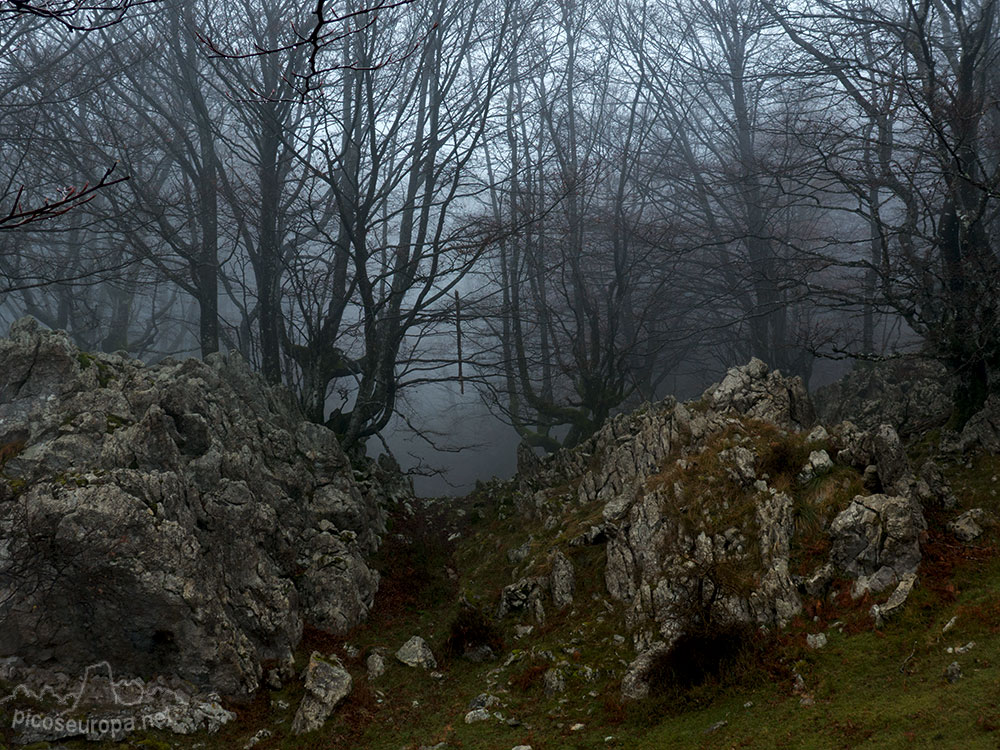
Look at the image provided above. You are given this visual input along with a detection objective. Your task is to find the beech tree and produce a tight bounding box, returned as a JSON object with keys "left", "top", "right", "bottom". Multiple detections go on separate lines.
{"left": 631, "top": 0, "right": 825, "bottom": 380}
{"left": 2, "top": 0, "right": 999, "bottom": 463}
{"left": 0, "top": 0, "right": 141, "bottom": 302}
{"left": 269, "top": 0, "right": 520, "bottom": 447}
{"left": 0, "top": 1, "right": 171, "bottom": 349}
{"left": 765, "top": 0, "right": 1000, "bottom": 424}
{"left": 476, "top": 0, "right": 694, "bottom": 452}
{"left": 0, "top": 0, "right": 146, "bottom": 230}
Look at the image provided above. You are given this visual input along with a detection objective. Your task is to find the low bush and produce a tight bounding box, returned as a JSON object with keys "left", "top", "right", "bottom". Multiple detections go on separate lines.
{"left": 646, "top": 621, "right": 767, "bottom": 693}
{"left": 444, "top": 605, "right": 503, "bottom": 658}
{"left": 510, "top": 662, "right": 548, "bottom": 693}
{"left": 757, "top": 432, "right": 811, "bottom": 481}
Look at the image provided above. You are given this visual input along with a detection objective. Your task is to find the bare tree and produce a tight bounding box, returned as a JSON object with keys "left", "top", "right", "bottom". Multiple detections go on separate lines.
{"left": 766, "top": 0, "right": 1000, "bottom": 424}
{"left": 256, "top": 0, "right": 521, "bottom": 448}
{"left": 0, "top": 0, "right": 152, "bottom": 236}
{"left": 630, "top": 0, "right": 828, "bottom": 380}
{"left": 475, "top": 0, "right": 695, "bottom": 452}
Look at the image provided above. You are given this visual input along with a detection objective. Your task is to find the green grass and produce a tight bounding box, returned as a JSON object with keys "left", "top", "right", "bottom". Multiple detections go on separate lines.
{"left": 946, "top": 454, "right": 1000, "bottom": 516}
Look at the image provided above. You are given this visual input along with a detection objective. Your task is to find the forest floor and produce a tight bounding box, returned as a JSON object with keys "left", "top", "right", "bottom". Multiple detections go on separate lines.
{"left": 9, "top": 452, "right": 1000, "bottom": 750}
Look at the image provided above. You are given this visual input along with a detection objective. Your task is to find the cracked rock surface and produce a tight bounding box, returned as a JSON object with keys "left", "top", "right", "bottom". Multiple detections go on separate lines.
{"left": 830, "top": 494, "right": 926, "bottom": 593}
{"left": 0, "top": 318, "right": 401, "bottom": 697}
{"left": 507, "top": 359, "right": 942, "bottom": 701}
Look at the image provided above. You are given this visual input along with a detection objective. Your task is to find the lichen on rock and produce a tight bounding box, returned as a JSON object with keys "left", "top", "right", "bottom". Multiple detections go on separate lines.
{"left": 501, "top": 359, "right": 944, "bottom": 702}
{"left": 0, "top": 318, "right": 403, "bottom": 698}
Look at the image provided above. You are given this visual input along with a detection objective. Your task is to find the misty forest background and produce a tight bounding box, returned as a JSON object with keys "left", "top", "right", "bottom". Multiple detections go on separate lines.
{"left": 1, "top": 0, "right": 998, "bottom": 492}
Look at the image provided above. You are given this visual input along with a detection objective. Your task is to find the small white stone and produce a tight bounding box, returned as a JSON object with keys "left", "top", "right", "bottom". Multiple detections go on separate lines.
{"left": 807, "top": 425, "right": 829, "bottom": 443}
{"left": 806, "top": 633, "right": 827, "bottom": 649}
{"left": 395, "top": 635, "right": 437, "bottom": 669}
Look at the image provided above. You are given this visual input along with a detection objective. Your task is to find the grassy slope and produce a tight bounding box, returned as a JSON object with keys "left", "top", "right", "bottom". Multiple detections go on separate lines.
{"left": 5, "top": 452, "right": 1000, "bottom": 750}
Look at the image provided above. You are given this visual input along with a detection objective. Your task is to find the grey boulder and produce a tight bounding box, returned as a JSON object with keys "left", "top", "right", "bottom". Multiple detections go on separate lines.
{"left": 395, "top": 636, "right": 437, "bottom": 669}
{"left": 549, "top": 550, "right": 575, "bottom": 608}
{"left": 947, "top": 508, "right": 992, "bottom": 542}
{"left": 291, "top": 652, "right": 353, "bottom": 735}
{"left": 0, "top": 319, "right": 396, "bottom": 697}
{"left": 830, "top": 494, "right": 926, "bottom": 595}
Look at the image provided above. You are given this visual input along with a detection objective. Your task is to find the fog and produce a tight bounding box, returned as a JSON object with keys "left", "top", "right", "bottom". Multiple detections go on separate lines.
{"left": 1, "top": 0, "right": 998, "bottom": 494}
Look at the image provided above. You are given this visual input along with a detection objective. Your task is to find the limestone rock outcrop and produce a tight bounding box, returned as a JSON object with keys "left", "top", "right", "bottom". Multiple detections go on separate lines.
{"left": 507, "top": 359, "right": 940, "bottom": 701}
{"left": 497, "top": 577, "right": 548, "bottom": 623}
{"left": 548, "top": 550, "right": 575, "bottom": 609}
{"left": 948, "top": 508, "right": 992, "bottom": 542}
{"left": 703, "top": 357, "right": 815, "bottom": 429}
{"left": 829, "top": 494, "right": 925, "bottom": 596}
{"left": 0, "top": 318, "right": 399, "bottom": 697}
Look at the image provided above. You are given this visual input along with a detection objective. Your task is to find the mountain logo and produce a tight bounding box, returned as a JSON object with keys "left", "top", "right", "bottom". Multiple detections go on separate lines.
{"left": 0, "top": 661, "right": 178, "bottom": 739}
{"left": 0, "top": 660, "right": 183, "bottom": 713}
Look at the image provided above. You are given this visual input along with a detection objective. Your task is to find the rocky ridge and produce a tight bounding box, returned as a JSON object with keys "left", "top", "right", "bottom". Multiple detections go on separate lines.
{"left": 504, "top": 358, "right": 955, "bottom": 701}
{"left": 0, "top": 329, "right": 994, "bottom": 747}
{"left": 813, "top": 358, "right": 1000, "bottom": 456}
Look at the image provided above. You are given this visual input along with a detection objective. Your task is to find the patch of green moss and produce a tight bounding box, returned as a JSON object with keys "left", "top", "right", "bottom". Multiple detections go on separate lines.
{"left": 52, "top": 472, "right": 89, "bottom": 488}
{"left": 3, "top": 477, "right": 26, "bottom": 495}
{"left": 77, "top": 351, "right": 114, "bottom": 387}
